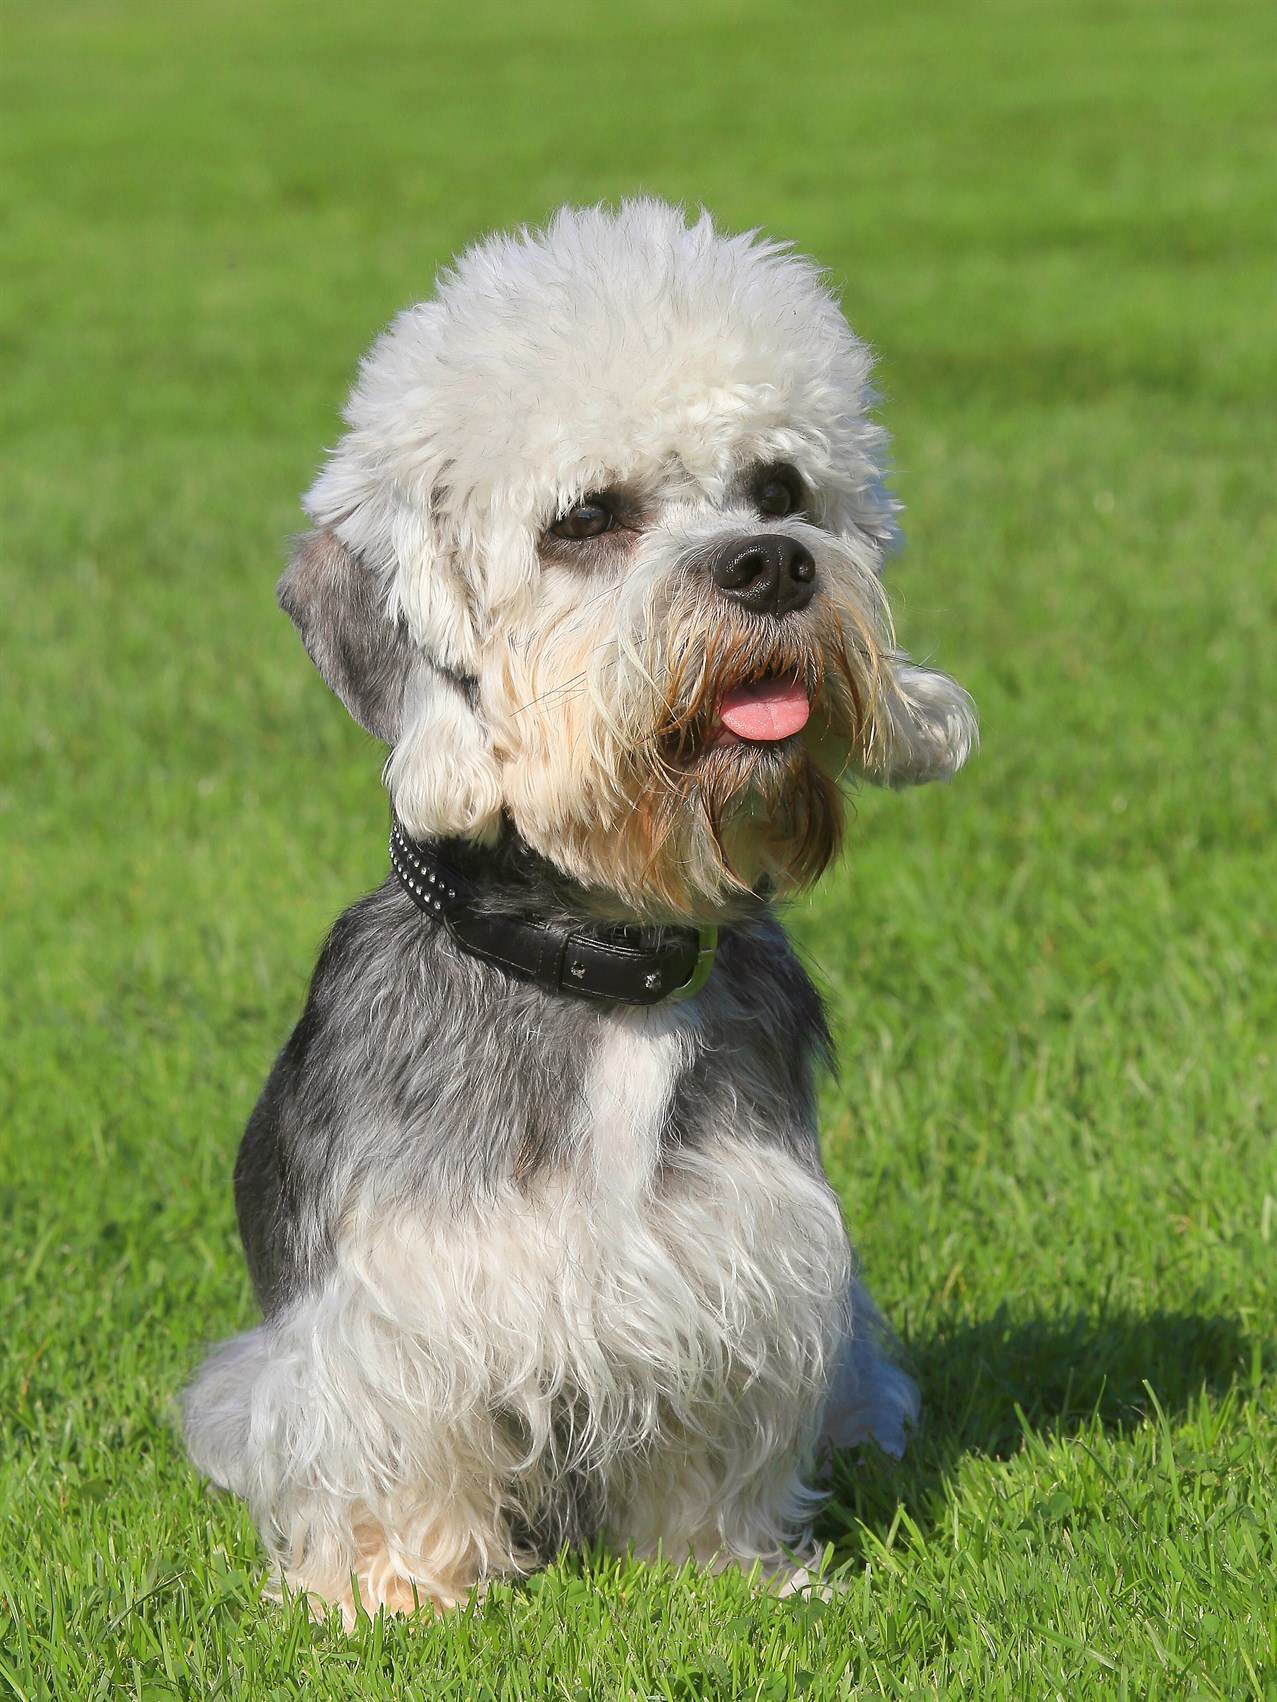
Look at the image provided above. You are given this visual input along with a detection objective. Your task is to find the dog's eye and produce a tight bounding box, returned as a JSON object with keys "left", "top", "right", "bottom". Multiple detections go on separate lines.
{"left": 552, "top": 499, "right": 615, "bottom": 540}
{"left": 754, "top": 466, "right": 805, "bottom": 520}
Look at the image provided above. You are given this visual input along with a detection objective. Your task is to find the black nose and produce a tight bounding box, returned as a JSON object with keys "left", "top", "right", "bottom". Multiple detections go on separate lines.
{"left": 706, "top": 534, "right": 816, "bottom": 616}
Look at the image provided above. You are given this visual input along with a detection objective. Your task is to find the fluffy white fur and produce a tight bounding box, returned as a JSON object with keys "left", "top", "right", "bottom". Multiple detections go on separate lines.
{"left": 307, "top": 202, "right": 895, "bottom": 659}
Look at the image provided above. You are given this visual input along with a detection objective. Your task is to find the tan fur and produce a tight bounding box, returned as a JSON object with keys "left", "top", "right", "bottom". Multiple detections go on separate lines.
{"left": 482, "top": 542, "right": 896, "bottom": 918}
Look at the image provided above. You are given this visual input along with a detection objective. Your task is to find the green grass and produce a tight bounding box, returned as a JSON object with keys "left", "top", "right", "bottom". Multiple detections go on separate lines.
{"left": 2, "top": 0, "right": 1275, "bottom": 1696}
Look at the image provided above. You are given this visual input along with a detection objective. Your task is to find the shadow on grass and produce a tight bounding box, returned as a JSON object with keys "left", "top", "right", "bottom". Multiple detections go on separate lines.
{"left": 818, "top": 1305, "right": 1262, "bottom": 1548}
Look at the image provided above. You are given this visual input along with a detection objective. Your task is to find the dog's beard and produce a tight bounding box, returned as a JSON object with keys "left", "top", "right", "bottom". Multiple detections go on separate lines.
{"left": 643, "top": 741, "right": 843, "bottom": 901}
{"left": 627, "top": 602, "right": 878, "bottom": 912}
{"left": 485, "top": 539, "right": 892, "bottom": 919}
{"left": 495, "top": 607, "right": 878, "bottom": 921}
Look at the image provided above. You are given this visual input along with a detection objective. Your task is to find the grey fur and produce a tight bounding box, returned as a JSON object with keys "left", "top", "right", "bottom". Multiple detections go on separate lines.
{"left": 235, "top": 836, "right": 832, "bottom": 1320}
{"left": 277, "top": 531, "right": 418, "bottom": 743}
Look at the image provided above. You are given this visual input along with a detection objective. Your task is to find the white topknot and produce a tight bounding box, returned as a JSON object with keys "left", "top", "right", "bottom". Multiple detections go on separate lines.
{"left": 303, "top": 200, "right": 895, "bottom": 671}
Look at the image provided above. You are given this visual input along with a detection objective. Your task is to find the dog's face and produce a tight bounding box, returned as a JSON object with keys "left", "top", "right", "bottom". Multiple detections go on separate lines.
{"left": 282, "top": 202, "right": 976, "bottom": 920}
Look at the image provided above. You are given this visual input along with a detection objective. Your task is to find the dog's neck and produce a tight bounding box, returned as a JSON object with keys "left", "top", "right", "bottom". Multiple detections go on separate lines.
{"left": 438, "top": 822, "right": 649, "bottom": 927}
{"left": 389, "top": 818, "right": 733, "bottom": 1007}
{"left": 432, "top": 817, "right": 773, "bottom": 928}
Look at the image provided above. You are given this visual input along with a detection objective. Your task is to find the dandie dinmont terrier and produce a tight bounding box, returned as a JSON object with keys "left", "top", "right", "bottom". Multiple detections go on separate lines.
{"left": 183, "top": 199, "right": 977, "bottom": 1625}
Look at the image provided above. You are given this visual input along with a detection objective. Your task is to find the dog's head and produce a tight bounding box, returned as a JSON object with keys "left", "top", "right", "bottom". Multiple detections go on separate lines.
{"left": 282, "top": 201, "right": 976, "bottom": 920}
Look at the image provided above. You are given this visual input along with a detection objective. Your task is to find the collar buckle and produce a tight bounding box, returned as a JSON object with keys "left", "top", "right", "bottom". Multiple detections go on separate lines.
{"left": 667, "top": 927, "right": 718, "bottom": 1002}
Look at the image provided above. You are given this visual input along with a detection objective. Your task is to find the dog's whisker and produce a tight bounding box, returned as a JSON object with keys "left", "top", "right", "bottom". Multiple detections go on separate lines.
{"left": 510, "top": 676, "right": 589, "bottom": 717}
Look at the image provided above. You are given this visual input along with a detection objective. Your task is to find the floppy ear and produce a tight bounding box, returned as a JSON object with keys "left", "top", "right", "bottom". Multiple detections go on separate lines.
{"left": 277, "top": 530, "right": 416, "bottom": 743}
{"left": 867, "top": 657, "right": 979, "bottom": 788}
{"left": 384, "top": 668, "right": 504, "bottom": 843}
{"left": 278, "top": 528, "right": 504, "bottom": 840}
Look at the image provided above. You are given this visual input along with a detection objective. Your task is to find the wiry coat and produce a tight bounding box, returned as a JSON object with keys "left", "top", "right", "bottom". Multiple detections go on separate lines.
{"left": 183, "top": 200, "right": 973, "bottom": 1625}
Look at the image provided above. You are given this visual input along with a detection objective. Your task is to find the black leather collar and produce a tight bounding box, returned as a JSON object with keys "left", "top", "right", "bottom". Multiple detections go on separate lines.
{"left": 389, "top": 822, "right": 718, "bottom": 1007}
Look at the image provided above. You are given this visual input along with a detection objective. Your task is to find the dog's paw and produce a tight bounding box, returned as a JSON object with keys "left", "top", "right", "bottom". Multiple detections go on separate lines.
{"left": 272, "top": 1555, "right": 477, "bottom": 1633}
{"left": 764, "top": 1562, "right": 834, "bottom": 1602}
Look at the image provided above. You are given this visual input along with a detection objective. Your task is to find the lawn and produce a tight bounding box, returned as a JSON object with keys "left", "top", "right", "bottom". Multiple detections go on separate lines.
{"left": 2, "top": 0, "right": 1274, "bottom": 1696}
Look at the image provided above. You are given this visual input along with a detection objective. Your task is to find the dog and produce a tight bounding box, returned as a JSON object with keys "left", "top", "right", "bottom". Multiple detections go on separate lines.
{"left": 183, "top": 199, "right": 976, "bottom": 1626}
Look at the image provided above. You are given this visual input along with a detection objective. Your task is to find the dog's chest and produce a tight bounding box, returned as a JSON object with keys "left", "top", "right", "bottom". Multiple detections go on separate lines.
{"left": 578, "top": 1009, "right": 690, "bottom": 1193}
{"left": 330, "top": 978, "right": 848, "bottom": 1449}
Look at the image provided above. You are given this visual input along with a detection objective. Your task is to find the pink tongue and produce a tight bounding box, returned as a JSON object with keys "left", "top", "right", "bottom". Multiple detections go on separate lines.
{"left": 718, "top": 677, "right": 811, "bottom": 742}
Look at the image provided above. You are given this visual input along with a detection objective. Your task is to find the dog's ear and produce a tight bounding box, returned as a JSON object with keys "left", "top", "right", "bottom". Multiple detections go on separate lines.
{"left": 385, "top": 669, "right": 504, "bottom": 843}
{"left": 277, "top": 530, "right": 416, "bottom": 743}
{"left": 866, "top": 658, "right": 979, "bottom": 788}
{"left": 279, "top": 528, "right": 505, "bottom": 840}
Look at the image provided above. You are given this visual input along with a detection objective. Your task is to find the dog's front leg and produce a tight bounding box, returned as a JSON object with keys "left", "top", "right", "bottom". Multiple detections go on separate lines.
{"left": 184, "top": 1279, "right": 528, "bottom": 1628}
